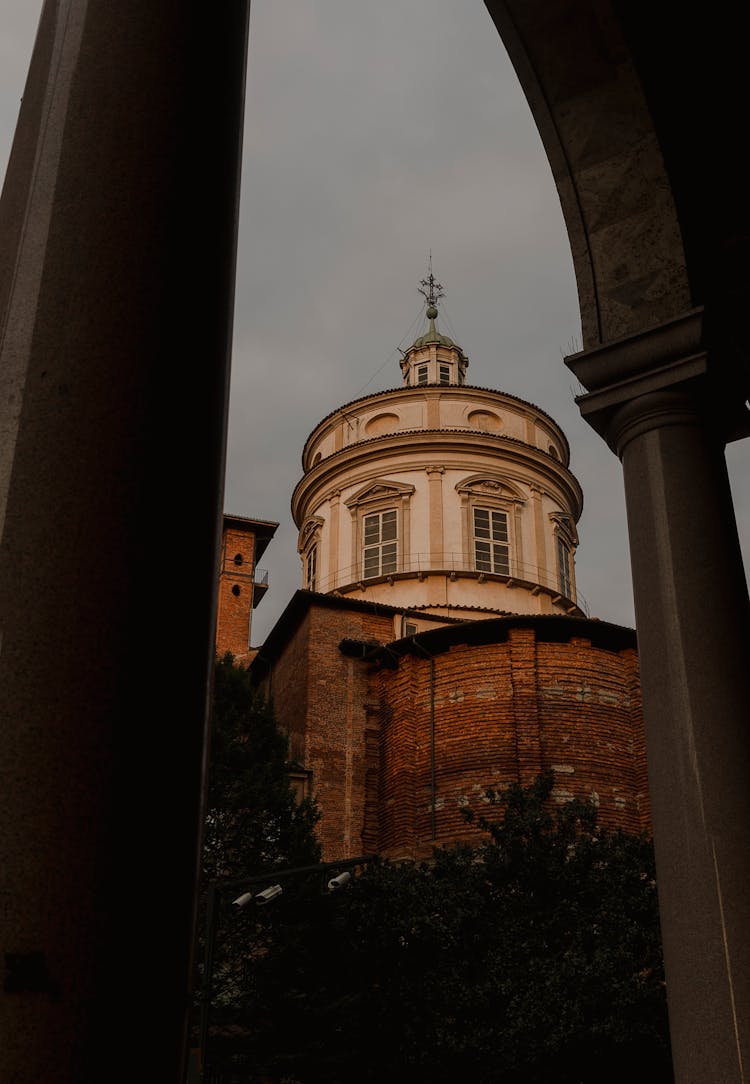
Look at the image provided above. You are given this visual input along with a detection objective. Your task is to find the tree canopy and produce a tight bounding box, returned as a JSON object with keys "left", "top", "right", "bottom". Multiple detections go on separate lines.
{"left": 214, "top": 771, "right": 672, "bottom": 1084}
{"left": 194, "top": 653, "right": 321, "bottom": 1077}
{"left": 202, "top": 652, "right": 321, "bottom": 883}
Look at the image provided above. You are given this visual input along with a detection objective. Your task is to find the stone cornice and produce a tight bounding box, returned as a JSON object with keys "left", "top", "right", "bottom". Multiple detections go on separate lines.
{"left": 300, "top": 383, "right": 571, "bottom": 469}
{"left": 291, "top": 428, "right": 583, "bottom": 526}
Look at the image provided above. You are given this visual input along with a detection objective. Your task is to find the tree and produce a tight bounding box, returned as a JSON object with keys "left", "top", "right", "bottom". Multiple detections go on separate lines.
{"left": 202, "top": 652, "right": 320, "bottom": 883}
{"left": 240, "top": 772, "right": 672, "bottom": 1084}
{"left": 193, "top": 653, "right": 321, "bottom": 1075}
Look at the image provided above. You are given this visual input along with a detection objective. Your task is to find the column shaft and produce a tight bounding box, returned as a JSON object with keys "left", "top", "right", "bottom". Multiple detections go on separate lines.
{"left": 617, "top": 396, "right": 750, "bottom": 1083}
{"left": 0, "top": 2, "right": 251, "bottom": 1080}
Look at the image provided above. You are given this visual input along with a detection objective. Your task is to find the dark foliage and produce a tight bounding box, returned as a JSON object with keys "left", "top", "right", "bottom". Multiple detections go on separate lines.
{"left": 195, "top": 654, "right": 320, "bottom": 1071}
{"left": 203, "top": 653, "right": 320, "bottom": 883}
{"left": 217, "top": 771, "right": 672, "bottom": 1083}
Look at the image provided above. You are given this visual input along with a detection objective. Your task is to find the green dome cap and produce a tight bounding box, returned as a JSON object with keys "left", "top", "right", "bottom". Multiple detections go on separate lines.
{"left": 410, "top": 311, "right": 457, "bottom": 350}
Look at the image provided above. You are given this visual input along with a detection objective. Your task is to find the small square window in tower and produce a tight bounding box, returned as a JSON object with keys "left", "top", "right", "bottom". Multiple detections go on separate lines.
{"left": 439, "top": 364, "right": 450, "bottom": 384}
{"left": 417, "top": 365, "right": 429, "bottom": 385}
{"left": 363, "top": 509, "right": 398, "bottom": 577}
{"left": 473, "top": 507, "right": 509, "bottom": 574}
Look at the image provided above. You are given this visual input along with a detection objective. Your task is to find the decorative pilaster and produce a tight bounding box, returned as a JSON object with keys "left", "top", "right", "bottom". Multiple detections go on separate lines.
{"left": 426, "top": 465, "right": 445, "bottom": 569}
{"left": 328, "top": 490, "right": 341, "bottom": 591}
{"left": 530, "top": 484, "right": 547, "bottom": 584}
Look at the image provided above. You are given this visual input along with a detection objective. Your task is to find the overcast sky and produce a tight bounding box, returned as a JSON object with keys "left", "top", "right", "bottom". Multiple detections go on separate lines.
{"left": 2, "top": 3, "right": 749, "bottom": 644}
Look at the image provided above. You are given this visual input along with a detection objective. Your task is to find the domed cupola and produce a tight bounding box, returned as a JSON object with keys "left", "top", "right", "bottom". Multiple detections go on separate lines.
{"left": 400, "top": 268, "right": 468, "bottom": 388}
{"left": 292, "top": 266, "right": 585, "bottom": 622}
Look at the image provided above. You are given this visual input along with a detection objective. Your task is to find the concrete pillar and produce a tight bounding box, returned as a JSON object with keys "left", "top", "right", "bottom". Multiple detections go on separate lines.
{"left": 0, "top": 3, "right": 250, "bottom": 1082}
{"left": 567, "top": 311, "right": 750, "bottom": 1083}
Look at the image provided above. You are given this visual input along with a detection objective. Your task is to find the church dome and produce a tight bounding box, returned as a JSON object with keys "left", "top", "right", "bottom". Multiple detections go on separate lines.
{"left": 292, "top": 269, "right": 584, "bottom": 620}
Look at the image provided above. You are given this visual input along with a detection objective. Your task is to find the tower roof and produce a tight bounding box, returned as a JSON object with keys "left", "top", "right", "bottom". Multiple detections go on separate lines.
{"left": 403, "top": 262, "right": 467, "bottom": 362}
{"left": 409, "top": 305, "right": 459, "bottom": 350}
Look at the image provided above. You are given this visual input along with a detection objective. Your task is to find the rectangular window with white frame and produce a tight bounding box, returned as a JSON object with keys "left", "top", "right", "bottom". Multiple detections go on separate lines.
{"left": 473, "top": 507, "right": 509, "bottom": 574}
{"left": 417, "top": 365, "right": 429, "bottom": 385}
{"left": 439, "top": 364, "right": 450, "bottom": 384}
{"left": 305, "top": 544, "right": 317, "bottom": 591}
{"left": 363, "top": 509, "right": 398, "bottom": 577}
{"left": 557, "top": 537, "right": 571, "bottom": 598}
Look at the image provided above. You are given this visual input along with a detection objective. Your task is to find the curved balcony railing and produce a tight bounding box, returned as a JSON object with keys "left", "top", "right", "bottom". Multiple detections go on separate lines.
{"left": 313, "top": 552, "right": 589, "bottom": 617}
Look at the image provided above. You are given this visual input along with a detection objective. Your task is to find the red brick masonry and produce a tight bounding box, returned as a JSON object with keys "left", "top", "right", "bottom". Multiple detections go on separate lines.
{"left": 251, "top": 594, "right": 649, "bottom": 861}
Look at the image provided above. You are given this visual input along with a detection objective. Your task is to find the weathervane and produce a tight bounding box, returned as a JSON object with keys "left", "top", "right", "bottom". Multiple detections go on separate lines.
{"left": 418, "top": 251, "right": 444, "bottom": 314}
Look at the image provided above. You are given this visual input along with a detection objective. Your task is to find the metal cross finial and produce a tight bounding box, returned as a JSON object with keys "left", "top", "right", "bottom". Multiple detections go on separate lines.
{"left": 418, "top": 252, "right": 444, "bottom": 309}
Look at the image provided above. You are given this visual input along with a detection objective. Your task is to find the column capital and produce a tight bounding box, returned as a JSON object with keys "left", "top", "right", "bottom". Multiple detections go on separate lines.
{"left": 609, "top": 388, "right": 701, "bottom": 458}
{"left": 565, "top": 306, "right": 750, "bottom": 453}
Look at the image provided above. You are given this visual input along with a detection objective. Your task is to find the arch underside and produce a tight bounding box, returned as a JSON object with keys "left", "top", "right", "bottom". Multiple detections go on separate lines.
{"left": 484, "top": 0, "right": 750, "bottom": 428}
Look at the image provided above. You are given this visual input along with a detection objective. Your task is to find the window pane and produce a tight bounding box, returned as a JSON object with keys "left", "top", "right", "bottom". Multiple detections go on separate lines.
{"left": 439, "top": 365, "right": 450, "bottom": 384}
{"left": 475, "top": 541, "right": 491, "bottom": 571}
{"left": 492, "top": 543, "right": 509, "bottom": 574}
{"left": 382, "top": 543, "right": 397, "bottom": 572}
{"left": 558, "top": 538, "right": 571, "bottom": 596}
{"left": 381, "top": 510, "right": 397, "bottom": 540}
{"left": 364, "top": 515, "right": 380, "bottom": 544}
{"left": 364, "top": 547, "right": 379, "bottom": 576}
{"left": 490, "top": 511, "right": 508, "bottom": 541}
{"left": 417, "top": 366, "right": 428, "bottom": 384}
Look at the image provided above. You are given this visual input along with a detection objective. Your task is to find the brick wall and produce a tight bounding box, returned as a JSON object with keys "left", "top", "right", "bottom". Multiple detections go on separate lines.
{"left": 372, "top": 626, "right": 649, "bottom": 859}
{"left": 257, "top": 601, "right": 650, "bottom": 863}
{"left": 264, "top": 602, "right": 393, "bottom": 860}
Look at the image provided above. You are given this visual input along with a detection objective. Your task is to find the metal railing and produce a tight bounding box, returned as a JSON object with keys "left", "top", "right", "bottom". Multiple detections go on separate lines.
{"left": 314, "top": 552, "right": 588, "bottom": 615}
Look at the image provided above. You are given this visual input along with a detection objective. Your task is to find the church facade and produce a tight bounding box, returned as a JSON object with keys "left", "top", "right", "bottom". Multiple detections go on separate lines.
{"left": 230, "top": 275, "right": 650, "bottom": 860}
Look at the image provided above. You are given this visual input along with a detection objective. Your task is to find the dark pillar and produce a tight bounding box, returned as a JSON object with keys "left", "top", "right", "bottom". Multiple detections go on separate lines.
{"left": 0, "top": 2, "right": 251, "bottom": 1081}
{"left": 567, "top": 310, "right": 750, "bottom": 1083}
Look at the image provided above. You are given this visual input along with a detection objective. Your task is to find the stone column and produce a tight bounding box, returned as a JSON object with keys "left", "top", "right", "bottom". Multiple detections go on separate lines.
{"left": 567, "top": 309, "right": 750, "bottom": 1084}
{"left": 0, "top": 3, "right": 251, "bottom": 1082}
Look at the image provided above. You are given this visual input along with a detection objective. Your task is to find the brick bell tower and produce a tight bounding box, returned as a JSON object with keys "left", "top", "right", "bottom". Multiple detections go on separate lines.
{"left": 216, "top": 514, "right": 278, "bottom": 662}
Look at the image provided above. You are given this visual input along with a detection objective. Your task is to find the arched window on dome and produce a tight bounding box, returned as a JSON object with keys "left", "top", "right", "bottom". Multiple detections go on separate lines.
{"left": 472, "top": 507, "right": 510, "bottom": 575}
{"left": 363, "top": 509, "right": 398, "bottom": 577}
{"left": 298, "top": 515, "right": 324, "bottom": 591}
{"left": 557, "top": 536, "right": 571, "bottom": 598}
{"left": 345, "top": 479, "right": 415, "bottom": 581}
{"left": 305, "top": 543, "right": 318, "bottom": 591}
{"left": 456, "top": 475, "right": 525, "bottom": 579}
{"left": 549, "top": 512, "right": 578, "bottom": 601}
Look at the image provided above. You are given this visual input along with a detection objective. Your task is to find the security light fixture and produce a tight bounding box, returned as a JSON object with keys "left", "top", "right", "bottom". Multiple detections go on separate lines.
{"left": 327, "top": 870, "right": 352, "bottom": 891}
{"left": 254, "top": 883, "right": 283, "bottom": 905}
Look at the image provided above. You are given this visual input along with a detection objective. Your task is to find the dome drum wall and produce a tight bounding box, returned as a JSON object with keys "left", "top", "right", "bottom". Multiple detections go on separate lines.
{"left": 371, "top": 624, "right": 648, "bottom": 860}
{"left": 300, "top": 386, "right": 570, "bottom": 470}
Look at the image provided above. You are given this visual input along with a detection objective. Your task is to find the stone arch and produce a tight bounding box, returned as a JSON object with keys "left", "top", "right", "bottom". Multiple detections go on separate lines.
{"left": 484, "top": 0, "right": 692, "bottom": 349}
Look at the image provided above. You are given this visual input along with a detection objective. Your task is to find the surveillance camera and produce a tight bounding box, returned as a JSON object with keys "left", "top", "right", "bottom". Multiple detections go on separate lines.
{"left": 327, "top": 870, "right": 352, "bottom": 891}
{"left": 232, "top": 891, "right": 254, "bottom": 909}
{"left": 255, "top": 883, "right": 283, "bottom": 905}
